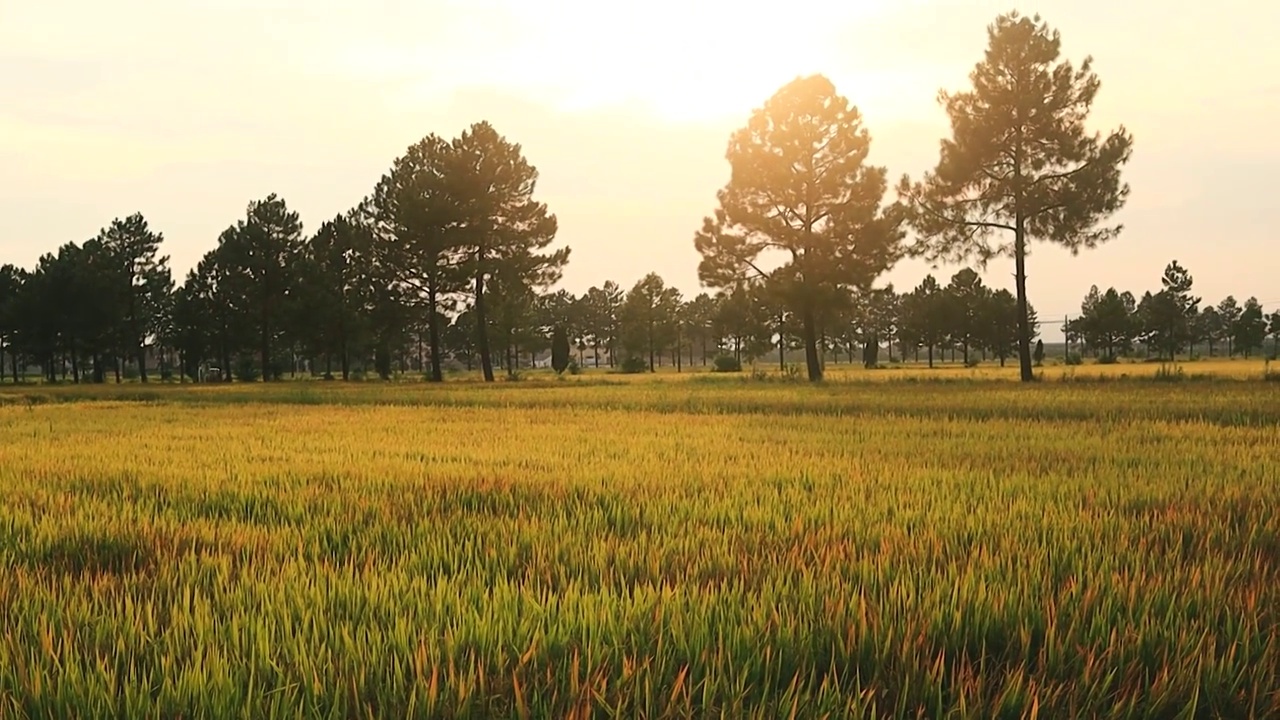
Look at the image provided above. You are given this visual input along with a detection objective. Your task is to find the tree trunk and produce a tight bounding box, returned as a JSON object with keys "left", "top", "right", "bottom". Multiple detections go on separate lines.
{"left": 260, "top": 298, "right": 271, "bottom": 383}
{"left": 1014, "top": 220, "right": 1034, "bottom": 381}
{"left": 474, "top": 258, "right": 495, "bottom": 382}
{"left": 928, "top": 344, "right": 934, "bottom": 369}
{"left": 427, "top": 284, "right": 444, "bottom": 382}
{"left": 593, "top": 343, "right": 600, "bottom": 368}
{"left": 137, "top": 341, "right": 148, "bottom": 383}
{"left": 801, "top": 306, "right": 822, "bottom": 381}
{"left": 648, "top": 321, "right": 655, "bottom": 372}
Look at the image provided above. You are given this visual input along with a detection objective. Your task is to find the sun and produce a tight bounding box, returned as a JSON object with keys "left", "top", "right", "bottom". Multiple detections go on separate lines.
{"left": 501, "top": 0, "right": 896, "bottom": 123}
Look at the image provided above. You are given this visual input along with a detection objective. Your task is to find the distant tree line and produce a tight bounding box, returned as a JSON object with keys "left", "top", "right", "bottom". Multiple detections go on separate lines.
{"left": 2, "top": 12, "right": 1273, "bottom": 384}
{"left": 1065, "top": 260, "right": 1279, "bottom": 362}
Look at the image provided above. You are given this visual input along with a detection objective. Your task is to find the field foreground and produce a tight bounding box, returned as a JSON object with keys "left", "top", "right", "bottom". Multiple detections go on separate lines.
{"left": 1, "top": 379, "right": 1278, "bottom": 718}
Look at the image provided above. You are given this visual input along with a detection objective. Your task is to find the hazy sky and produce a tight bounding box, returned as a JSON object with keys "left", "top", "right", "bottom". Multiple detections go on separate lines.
{"left": 3, "top": 0, "right": 1278, "bottom": 323}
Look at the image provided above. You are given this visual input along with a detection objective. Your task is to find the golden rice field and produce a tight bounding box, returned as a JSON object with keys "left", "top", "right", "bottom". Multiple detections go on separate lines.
{"left": 1, "top": 369, "right": 1279, "bottom": 718}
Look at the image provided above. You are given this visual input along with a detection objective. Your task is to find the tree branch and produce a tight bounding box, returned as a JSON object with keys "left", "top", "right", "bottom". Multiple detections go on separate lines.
{"left": 1028, "top": 161, "right": 1092, "bottom": 189}
{"left": 913, "top": 194, "right": 1016, "bottom": 233}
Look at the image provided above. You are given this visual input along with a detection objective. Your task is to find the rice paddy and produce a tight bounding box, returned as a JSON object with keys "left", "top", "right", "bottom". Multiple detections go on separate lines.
{"left": 1, "top": 368, "right": 1278, "bottom": 717}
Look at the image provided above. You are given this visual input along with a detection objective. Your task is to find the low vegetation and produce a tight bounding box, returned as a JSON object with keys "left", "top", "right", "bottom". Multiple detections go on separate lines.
{"left": 2, "top": 373, "right": 1278, "bottom": 717}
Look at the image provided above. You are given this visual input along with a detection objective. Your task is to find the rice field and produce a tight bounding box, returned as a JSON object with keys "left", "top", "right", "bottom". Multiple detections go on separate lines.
{"left": 1, "top": 372, "right": 1278, "bottom": 718}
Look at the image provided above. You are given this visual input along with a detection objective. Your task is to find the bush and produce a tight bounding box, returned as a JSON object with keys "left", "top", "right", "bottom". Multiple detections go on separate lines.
{"left": 1064, "top": 352, "right": 1084, "bottom": 366}
{"left": 964, "top": 357, "right": 981, "bottom": 368}
{"left": 234, "top": 356, "right": 260, "bottom": 383}
{"left": 567, "top": 358, "right": 583, "bottom": 375}
{"left": 1097, "top": 354, "right": 1120, "bottom": 365}
{"left": 618, "top": 356, "right": 648, "bottom": 374}
{"left": 711, "top": 355, "right": 742, "bottom": 373}
{"left": 550, "top": 326, "right": 571, "bottom": 375}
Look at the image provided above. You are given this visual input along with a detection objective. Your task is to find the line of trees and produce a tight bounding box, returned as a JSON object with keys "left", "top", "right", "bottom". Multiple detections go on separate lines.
{"left": 1066, "top": 260, "right": 1280, "bottom": 362}
{"left": 3, "top": 12, "right": 1273, "bottom": 384}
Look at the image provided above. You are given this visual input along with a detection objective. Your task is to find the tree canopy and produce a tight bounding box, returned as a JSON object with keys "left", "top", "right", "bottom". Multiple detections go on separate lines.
{"left": 900, "top": 11, "right": 1133, "bottom": 381}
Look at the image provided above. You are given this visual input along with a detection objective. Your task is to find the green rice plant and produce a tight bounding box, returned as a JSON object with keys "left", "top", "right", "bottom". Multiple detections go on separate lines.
{"left": 0, "top": 377, "right": 1278, "bottom": 716}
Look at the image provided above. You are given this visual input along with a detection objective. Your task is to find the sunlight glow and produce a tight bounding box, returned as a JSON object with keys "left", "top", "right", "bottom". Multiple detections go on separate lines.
{"left": 343, "top": 0, "right": 900, "bottom": 123}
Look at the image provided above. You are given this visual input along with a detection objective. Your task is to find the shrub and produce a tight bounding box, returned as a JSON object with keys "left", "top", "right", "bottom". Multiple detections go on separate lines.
{"left": 1097, "top": 354, "right": 1120, "bottom": 365}
{"left": 1033, "top": 340, "right": 1045, "bottom": 366}
{"left": 550, "top": 326, "right": 570, "bottom": 375}
{"left": 618, "top": 356, "right": 648, "bottom": 374}
{"left": 234, "top": 356, "right": 260, "bottom": 383}
{"left": 711, "top": 355, "right": 742, "bottom": 373}
{"left": 964, "top": 357, "right": 981, "bottom": 368}
{"left": 567, "top": 359, "right": 583, "bottom": 376}
{"left": 1065, "top": 352, "right": 1084, "bottom": 366}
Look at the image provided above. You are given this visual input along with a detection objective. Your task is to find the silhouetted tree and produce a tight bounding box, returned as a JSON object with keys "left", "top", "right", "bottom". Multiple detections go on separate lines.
{"left": 214, "top": 194, "right": 303, "bottom": 380}
{"left": 944, "top": 268, "right": 989, "bottom": 365}
{"left": 0, "top": 264, "right": 24, "bottom": 381}
{"left": 370, "top": 135, "right": 461, "bottom": 382}
{"left": 1267, "top": 311, "right": 1280, "bottom": 359}
{"left": 1197, "top": 306, "right": 1225, "bottom": 357}
{"left": 1138, "top": 261, "right": 1200, "bottom": 360}
{"left": 1233, "top": 298, "right": 1267, "bottom": 358}
{"left": 982, "top": 289, "right": 1038, "bottom": 367}
{"left": 712, "top": 285, "right": 771, "bottom": 364}
{"left": 693, "top": 74, "right": 904, "bottom": 381}
{"left": 94, "top": 213, "right": 171, "bottom": 382}
{"left": 619, "top": 273, "right": 681, "bottom": 372}
{"left": 581, "top": 281, "right": 623, "bottom": 367}
{"left": 1216, "top": 296, "right": 1242, "bottom": 357}
{"left": 900, "top": 11, "right": 1133, "bottom": 381}
{"left": 450, "top": 122, "right": 566, "bottom": 382}
{"left": 293, "top": 214, "right": 375, "bottom": 380}
{"left": 683, "top": 292, "right": 719, "bottom": 366}
{"left": 1071, "top": 285, "right": 1138, "bottom": 359}
{"left": 899, "top": 275, "right": 948, "bottom": 367}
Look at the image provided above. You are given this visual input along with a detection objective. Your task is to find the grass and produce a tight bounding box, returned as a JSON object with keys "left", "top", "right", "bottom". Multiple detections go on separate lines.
{"left": 1, "top": 373, "right": 1278, "bottom": 717}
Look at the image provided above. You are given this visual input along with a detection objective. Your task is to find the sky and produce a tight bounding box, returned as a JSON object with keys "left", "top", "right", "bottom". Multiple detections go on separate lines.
{"left": 3, "top": 0, "right": 1278, "bottom": 327}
